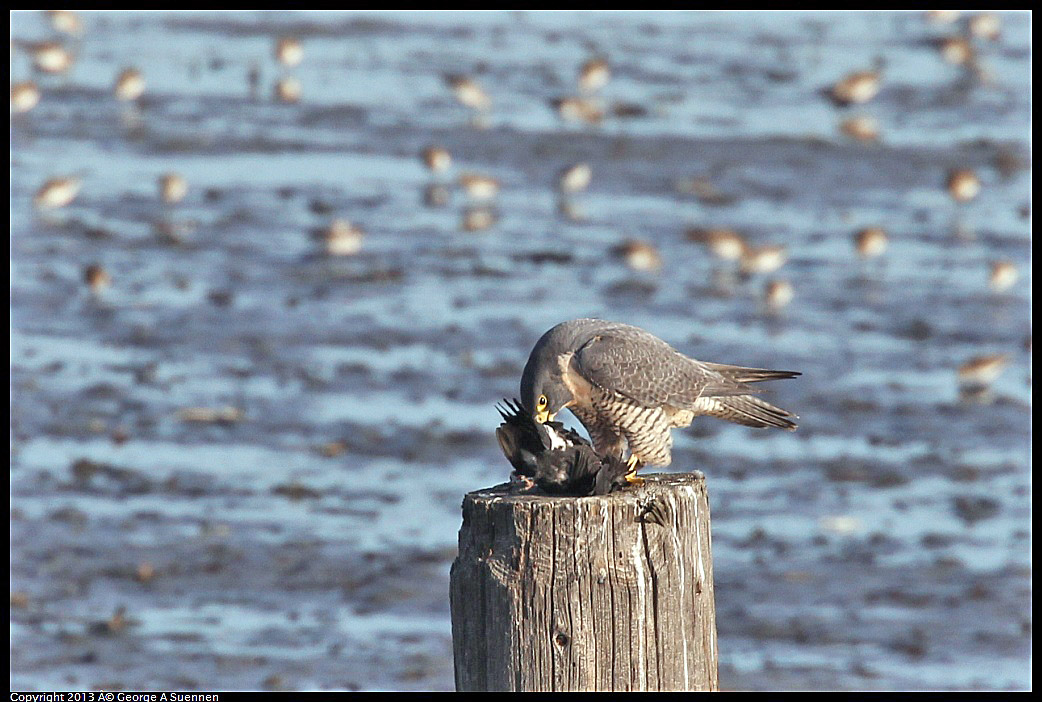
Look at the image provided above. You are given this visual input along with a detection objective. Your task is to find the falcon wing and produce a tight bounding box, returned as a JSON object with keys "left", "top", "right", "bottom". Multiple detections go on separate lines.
{"left": 572, "top": 331, "right": 711, "bottom": 406}
{"left": 573, "top": 330, "right": 798, "bottom": 408}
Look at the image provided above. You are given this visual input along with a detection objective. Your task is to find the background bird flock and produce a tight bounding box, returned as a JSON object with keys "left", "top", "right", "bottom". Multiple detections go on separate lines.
{"left": 13, "top": 10, "right": 1024, "bottom": 394}
{"left": 10, "top": 10, "right": 1030, "bottom": 692}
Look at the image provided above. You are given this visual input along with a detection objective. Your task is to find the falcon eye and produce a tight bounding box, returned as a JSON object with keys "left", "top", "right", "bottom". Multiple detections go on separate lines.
{"left": 537, "top": 395, "right": 548, "bottom": 409}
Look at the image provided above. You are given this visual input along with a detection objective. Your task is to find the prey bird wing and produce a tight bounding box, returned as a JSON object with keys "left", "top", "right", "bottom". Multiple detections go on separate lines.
{"left": 495, "top": 397, "right": 629, "bottom": 496}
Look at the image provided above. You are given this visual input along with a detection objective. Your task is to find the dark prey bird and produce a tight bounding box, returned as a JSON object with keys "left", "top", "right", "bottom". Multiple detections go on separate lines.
{"left": 495, "top": 399, "right": 630, "bottom": 496}
{"left": 520, "top": 319, "right": 800, "bottom": 484}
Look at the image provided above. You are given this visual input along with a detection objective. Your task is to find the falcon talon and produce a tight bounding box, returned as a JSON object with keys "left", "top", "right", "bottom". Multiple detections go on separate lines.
{"left": 509, "top": 472, "right": 537, "bottom": 492}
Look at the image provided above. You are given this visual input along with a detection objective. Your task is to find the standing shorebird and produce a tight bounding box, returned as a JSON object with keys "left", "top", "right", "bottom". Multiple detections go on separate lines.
{"left": 461, "top": 206, "right": 497, "bottom": 232}
{"left": 764, "top": 279, "right": 794, "bottom": 311}
{"left": 315, "top": 219, "right": 364, "bottom": 256}
{"left": 957, "top": 354, "right": 1009, "bottom": 390}
{"left": 937, "top": 36, "right": 975, "bottom": 66}
{"left": 114, "top": 68, "right": 145, "bottom": 102}
{"left": 421, "top": 146, "right": 452, "bottom": 175}
{"left": 854, "top": 227, "right": 889, "bottom": 259}
{"left": 83, "top": 264, "right": 111, "bottom": 294}
{"left": 613, "top": 240, "right": 662, "bottom": 273}
{"left": 839, "top": 115, "right": 880, "bottom": 142}
{"left": 29, "top": 41, "right": 74, "bottom": 75}
{"left": 520, "top": 319, "right": 799, "bottom": 481}
{"left": 275, "top": 37, "right": 303, "bottom": 67}
{"left": 46, "top": 10, "right": 84, "bottom": 37}
{"left": 158, "top": 173, "right": 188, "bottom": 204}
{"left": 11, "top": 81, "right": 41, "bottom": 114}
{"left": 925, "top": 10, "right": 961, "bottom": 24}
{"left": 274, "top": 76, "right": 301, "bottom": 103}
{"left": 446, "top": 74, "right": 491, "bottom": 112}
{"left": 458, "top": 173, "right": 500, "bottom": 201}
{"left": 740, "top": 243, "right": 787, "bottom": 276}
{"left": 947, "top": 168, "right": 981, "bottom": 203}
{"left": 551, "top": 96, "right": 604, "bottom": 125}
{"left": 34, "top": 176, "right": 82, "bottom": 210}
{"left": 687, "top": 228, "right": 748, "bottom": 262}
{"left": 557, "top": 162, "right": 592, "bottom": 194}
{"left": 968, "top": 13, "right": 1001, "bottom": 41}
{"left": 578, "top": 58, "right": 610, "bottom": 94}
{"left": 829, "top": 66, "right": 882, "bottom": 107}
{"left": 987, "top": 261, "right": 1018, "bottom": 293}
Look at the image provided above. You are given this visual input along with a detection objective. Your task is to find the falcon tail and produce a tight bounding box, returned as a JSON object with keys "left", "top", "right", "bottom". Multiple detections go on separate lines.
{"left": 695, "top": 394, "right": 799, "bottom": 431}
{"left": 700, "top": 362, "right": 801, "bottom": 384}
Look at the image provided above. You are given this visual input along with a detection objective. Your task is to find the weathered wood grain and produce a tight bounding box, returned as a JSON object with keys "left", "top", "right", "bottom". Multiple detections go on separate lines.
{"left": 450, "top": 472, "right": 718, "bottom": 691}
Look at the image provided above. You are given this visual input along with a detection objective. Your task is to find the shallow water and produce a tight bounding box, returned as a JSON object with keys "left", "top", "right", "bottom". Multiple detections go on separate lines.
{"left": 10, "top": 10, "right": 1031, "bottom": 692}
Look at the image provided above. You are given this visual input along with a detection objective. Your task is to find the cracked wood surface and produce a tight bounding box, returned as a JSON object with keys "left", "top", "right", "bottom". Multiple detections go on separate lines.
{"left": 450, "top": 473, "right": 718, "bottom": 691}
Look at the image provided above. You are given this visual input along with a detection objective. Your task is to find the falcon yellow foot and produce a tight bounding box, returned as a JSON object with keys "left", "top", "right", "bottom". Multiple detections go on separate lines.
{"left": 624, "top": 455, "right": 644, "bottom": 486}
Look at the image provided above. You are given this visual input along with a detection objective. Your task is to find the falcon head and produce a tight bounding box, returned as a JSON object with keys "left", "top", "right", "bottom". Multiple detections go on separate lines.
{"left": 520, "top": 355, "right": 571, "bottom": 423}
{"left": 520, "top": 322, "right": 590, "bottom": 423}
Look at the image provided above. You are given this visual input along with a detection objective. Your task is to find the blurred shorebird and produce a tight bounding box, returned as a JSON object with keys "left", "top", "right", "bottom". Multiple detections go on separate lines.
{"left": 614, "top": 239, "right": 662, "bottom": 273}
{"left": 578, "top": 57, "right": 610, "bottom": 94}
{"left": 11, "top": 81, "right": 40, "bottom": 113}
{"left": 46, "top": 10, "right": 83, "bottom": 37}
{"left": 34, "top": 176, "right": 81, "bottom": 209}
{"left": 957, "top": 354, "right": 1009, "bottom": 389}
{"left": 854, "top": 227, "right": 888, "bottom": 259}
{"left": 947, "top": 168, "right": 980, "bottom": 203}
{"left": 764, "top": 279, "right": 794, "bottom": 311}
{"left": 29, "top": 41, "right": 73, "bottom": 74}
{"left": 423, "top": 183, "right": 451, "bottom": 208}
{"left": 551, "top": 96, "right": 604, "bottom": 125}
{"left": 839, "top": 115, "right": 880, "bottom": 142}
{"left": 740, "top": 244, "right": 787, "bottom": 276}
{"left": 275, "top": 37, "right": 303, "bottom": 67}
{"left": 925, "top": 10, "right": 961, "bottom": 24}
{"left": 421, "top": 146, "right": 452, "bottom": 175}
{"left": 158, "top": 173, "right": 188, "bottom": 205}
{"left": 557, "top": 162, "right": 592, "bottom": 194}
{"left": 114, "top": 68, "right": 145, "bottom": 102}
{"left": 274, "top": 76, "right": 301, "bottom": 103}
{"left": 316, "top": 219, "right": 364, "bottom": 256}
{"left": 461, "top": 206, "right": 497, "bottom": 232}
{"left": 446, "top": 74, "right": 491, "bottom": 112}
{"left": 987, "top": 261, "right": 1018, "bottom": 293}
{"left": 83, "top": 264, "right": 111, "bottom": 294}
{"left": 968, "top": 13, "right": 1001, "bottom": 41}
{"left": 937, "top": 36, "right": 975, "bottom": 66}
{"left": 829, "top": 66, "right": 882, "bottom": 106}
{"left": 686, "top": 227, "right": 747, "bottom": 262}
{"left": 458, "top": 173, "right": 500, "bottom": 201}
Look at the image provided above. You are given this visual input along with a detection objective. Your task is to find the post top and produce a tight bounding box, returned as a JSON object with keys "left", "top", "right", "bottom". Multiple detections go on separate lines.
{"left": 463, "top": 471, "right": 707, "bottom": 507}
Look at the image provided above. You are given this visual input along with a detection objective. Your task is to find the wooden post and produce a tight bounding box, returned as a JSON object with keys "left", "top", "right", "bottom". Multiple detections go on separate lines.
{"left": 450, "top": 472, "right": 718, "bottom": 692}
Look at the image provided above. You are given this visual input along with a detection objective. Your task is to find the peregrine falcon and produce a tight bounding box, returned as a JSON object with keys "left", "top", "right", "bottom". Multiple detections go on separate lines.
{"left": 520, "top": 319, "right": 799, "bottom": 482}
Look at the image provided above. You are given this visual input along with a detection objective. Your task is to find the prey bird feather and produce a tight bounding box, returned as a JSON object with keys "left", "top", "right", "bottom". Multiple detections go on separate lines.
{"left": 495, "top": 399, "right": 630, "bottom": 496}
